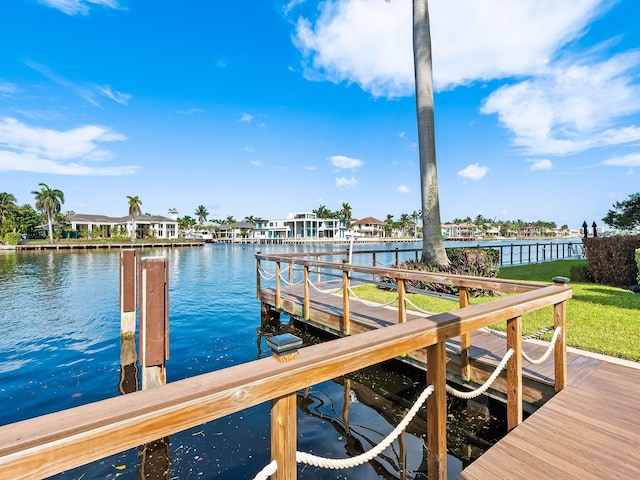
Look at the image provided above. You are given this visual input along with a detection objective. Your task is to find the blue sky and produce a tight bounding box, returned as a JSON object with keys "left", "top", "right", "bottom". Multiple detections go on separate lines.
{"left": 1, "top": 0, "right": 639, "bottom": 230}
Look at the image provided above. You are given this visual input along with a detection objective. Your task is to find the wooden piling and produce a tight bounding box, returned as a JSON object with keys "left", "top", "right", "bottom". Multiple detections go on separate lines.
{"left": 119, "top": 249, "right": 137, "bottom": 335}
{"left": 139, "top": 256, "right": 169, "bottom": 390}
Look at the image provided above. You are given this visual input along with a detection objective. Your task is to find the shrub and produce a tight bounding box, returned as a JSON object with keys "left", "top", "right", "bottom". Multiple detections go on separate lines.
{"left": 382, "top": 248, "right": 500, "bottom": 297}
{"left": 583, "top": 236, "right": 640, "bottom": 287}
{"left": 569, "top": 264, "right": 592, "bottom": 283}
{"left": 4, "top": 232, "right": 22, "bottom": 245}
{"left": 636, "top": 248, "right": 640, "bottom": 285}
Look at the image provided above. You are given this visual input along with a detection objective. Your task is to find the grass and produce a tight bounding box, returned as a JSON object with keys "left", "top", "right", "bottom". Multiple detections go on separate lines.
{"left": 354, "top": 260, "right": 640, "bottom": 362}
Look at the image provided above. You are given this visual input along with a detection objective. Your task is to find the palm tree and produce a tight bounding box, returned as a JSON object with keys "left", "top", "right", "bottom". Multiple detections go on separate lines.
{"left": 224, "top": 215, "right": 236, "bottom": 225}
{"left": 411, "top": 209, "right": 421, "bottom": 237}
{"left": 243, "top": 215, "right": 260, "bottom": 225}
{"left": 413, "top": 0, "right": 448, "bottom": 266}
{"left": 195, "top": 205, "right": 209, "bottom": 226}
{"left": 127, "top": 195, "right": 142, "bottom": 242}
{"left": 0, "top": 192, "right": 18, "bottom": 225}
{"left": 313, "top": 204, "right": 331, "bottom": 219}
{"left": 32, "top": 183, "right": 64, "bottom": 244}
{"left": 339, "top": 202, "right": 353, "bottom": 228}
{"left": 384, "top": 214, "right": 394, "bottom": 237}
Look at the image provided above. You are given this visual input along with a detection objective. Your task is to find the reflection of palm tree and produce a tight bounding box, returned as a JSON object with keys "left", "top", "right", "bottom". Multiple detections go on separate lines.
{"left": 414, "top": 0, "right": 448, "bottom": 266}
{"left": 194, "top": 205, "right": 209, "bottom": 226}
{"left": 127, "top": 195, "right": 142, "bottom": 242}
{"left": 32, "top": 183, "right": 64, "bottom": 244}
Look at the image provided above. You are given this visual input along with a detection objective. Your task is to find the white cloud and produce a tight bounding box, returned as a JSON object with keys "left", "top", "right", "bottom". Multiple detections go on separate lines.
{"left": 39, "top": 0, "right": 123, "bottom": 16}
{"left": 328, "top": 155, "right": 364, "bottom": 169}
{"left": 239, "top": 113, "right": 254, "bottom": 123}
{"left": 0, "top": 81, "right": 17, "bottom": 95}
{"left": 99, "top": 85, "right": 131, "bottom": 105}
{"left": 458, "top": 163, "right": 488, "bottom": 181}
{"left": 603, "top": 153, "right": 640, "bottom": 166}
{"left": 481, "top": 52, "right": 640, "bottom": 155}
{"left": 397, "top": 185, "right": 410, "bottom": 193}
{"left": 336, "top": 176, "right": 357, "bottom": 189}
{"left": 0, "top": 117, "right": 134, "bottom": 175}
{"left": 177, "top": 108, "right": 203, "bottom": 115}
{"left": 530, "top": 159, "right": 552, "bottom": 171}
{"left": 249, "top": 160, "right": 263, "bottom": 167}
{"left": 292, "top": 0, "right": 606, "bottom": 96}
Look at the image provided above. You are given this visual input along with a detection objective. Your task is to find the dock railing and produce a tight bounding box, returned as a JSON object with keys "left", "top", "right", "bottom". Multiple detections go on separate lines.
{"left": 0, "top": 253, "right": 571, "bottom": 480}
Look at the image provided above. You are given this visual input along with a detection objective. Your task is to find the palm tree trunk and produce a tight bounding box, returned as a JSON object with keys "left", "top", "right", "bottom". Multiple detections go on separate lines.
{"left": 47, "top": 213, "right": 54, "bottom": 244}
{"left": 414, "top": 0, "right": 448, "bottom": 266}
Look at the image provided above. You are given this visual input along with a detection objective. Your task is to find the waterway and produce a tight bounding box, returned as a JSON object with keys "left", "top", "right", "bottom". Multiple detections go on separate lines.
{"left": 0, "top": 240, "right": 575, "bottom": 479}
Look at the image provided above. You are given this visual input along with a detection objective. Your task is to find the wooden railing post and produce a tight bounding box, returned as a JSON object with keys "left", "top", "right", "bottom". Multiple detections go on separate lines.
{"left": 342, "top": 261, "right": 350, "bottom": 335}
{"left": 398, "top": 279, "right": 407, "bottom": 324}
{"left": 275, "top": 261, "right": 282, "bottom": 310}
{"left": 139, "top": 256, "right": 169, "bottom": 390}
{"left": 256, "top": 253, "right": 261, "bottom": 300}
{"left": 303, "top": 265, "right": 310, "bottom": 320}
{"left": 458, "top": 287, "right": 471, "bottom": 381}
{"left": 267, "top": 334, "right": 301, "bottom": 480}
{"left": 427, "top": 341, "right": 447, "bottom": 480}
{"left": 553, "top": 276, "right": 569, "bottom": 392}
{"left": 506, "top": 316, "right": 523, "bottom": 430}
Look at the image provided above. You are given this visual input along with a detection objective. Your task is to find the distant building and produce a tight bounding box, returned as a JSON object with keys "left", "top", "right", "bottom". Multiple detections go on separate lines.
{"left": 351, "top": 216, "right": 386, "bottom": 238}
{"left": 69, "top": 213, "right": 179, "bottom": 239}
{"left": 253, "top": 212, "right": 348, "bottom": 240}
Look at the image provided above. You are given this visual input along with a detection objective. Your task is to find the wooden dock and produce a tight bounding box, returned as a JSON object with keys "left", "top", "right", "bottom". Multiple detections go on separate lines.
{"left": 259, "top": 279, "right": 576, "bottom": 411}
{"left": 457, "top": 359, "right": 640, "bottom": 479}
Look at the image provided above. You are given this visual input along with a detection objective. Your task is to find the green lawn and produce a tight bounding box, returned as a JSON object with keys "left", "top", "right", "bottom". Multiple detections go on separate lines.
{"left": 355, "top": 260, "right": 640, "bottom": 362}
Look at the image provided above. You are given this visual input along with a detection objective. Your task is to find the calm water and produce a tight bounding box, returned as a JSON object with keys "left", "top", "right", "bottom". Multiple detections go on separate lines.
{"left": 0, "top": 242, "right": 519, "bottom": 479}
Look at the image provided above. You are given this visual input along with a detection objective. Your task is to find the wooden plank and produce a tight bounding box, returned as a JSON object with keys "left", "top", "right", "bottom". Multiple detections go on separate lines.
{"left": 458, "top": 361, "right": 640, "bottom": 479}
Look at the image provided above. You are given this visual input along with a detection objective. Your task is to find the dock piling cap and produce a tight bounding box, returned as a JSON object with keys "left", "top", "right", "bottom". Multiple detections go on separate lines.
{"left": 267, "top": 334, "right": 302, "bottom": 362}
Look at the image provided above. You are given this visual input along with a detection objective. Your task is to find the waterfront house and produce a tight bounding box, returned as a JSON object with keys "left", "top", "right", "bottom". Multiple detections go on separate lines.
{"left": 351, "top": 216, "right": 386, "bottom": 238}
{"left": 252, "top": 212, "right": 348, "bottom": 240}
{"left": 69, "top": 213, "right": 179, "bottom": 239}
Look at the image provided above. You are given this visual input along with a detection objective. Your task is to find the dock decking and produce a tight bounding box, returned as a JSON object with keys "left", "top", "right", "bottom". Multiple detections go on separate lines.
{"left": 457, "top": 359, "right": 640, "bottom": 479}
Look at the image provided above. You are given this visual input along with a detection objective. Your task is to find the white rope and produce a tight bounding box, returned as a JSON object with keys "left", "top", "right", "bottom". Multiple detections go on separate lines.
{"left": 347, "top": 287, "right": 398, "bottom": 308}
{"left": 523, "top": 327, "right": 562, "bottom": 365}
{"left": 295, "top": 385, "right": 434, "bottom": 469}
{"left": 446, "top": 349, "right": 514, "bottom": 399}
{"left": 307, "top": 278, "right": 343, "bottom": 295}
{"left": 253, "top": 459, "right": 277, "bottom": 480}
{"left": 258, "top": 268, "right": 276, "bottom": 280}
{"left": 403, "top": 296, "right": 435, "bottom": 315}
{"left": 278, "top": 271, "right": 304, "bottom": 286}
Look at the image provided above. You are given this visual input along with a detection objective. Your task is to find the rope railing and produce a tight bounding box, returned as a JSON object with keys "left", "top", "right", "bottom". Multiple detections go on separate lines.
{"left": 252, "top": 385, "right": 434, "bottom": 478}
{"left": 347, "top": 286, "right": 398, "bottom": 308}
{"left": 278, "top": 271, "right": 304, "bottom": 286}
{"left": 446, "top": 349, "right": 514, "bottom": 399}
{"left": 253, "top": 460, "right": 278, "bottom": 480}
{"left": 522, "top": 327, "right": 562, "bottom": 365}
{"left": 307, "top": 278, "right": 343, "bottom": 295}
{"left": 258, "top": 267, "right": 277, "bottom": 280}
{"left": 403, "top": 296, "right": 435, "bottom": 315}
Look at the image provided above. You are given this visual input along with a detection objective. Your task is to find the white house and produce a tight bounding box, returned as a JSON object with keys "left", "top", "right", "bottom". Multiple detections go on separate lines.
{"left": 69, "top": 213, "right": 179, "bottom": 239}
